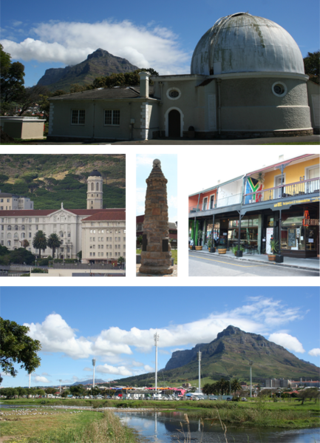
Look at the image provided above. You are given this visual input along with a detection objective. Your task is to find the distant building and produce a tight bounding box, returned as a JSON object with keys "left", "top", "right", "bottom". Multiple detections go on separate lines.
{"left": 265, "top": 378, "right": 289, "bottom": 388}
{"left": 0, "top": 191, "right": 34, "bottom": 210}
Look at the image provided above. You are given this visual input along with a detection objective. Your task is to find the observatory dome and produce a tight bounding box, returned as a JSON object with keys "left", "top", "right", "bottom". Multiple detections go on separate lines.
{"left": 88, "top": 169, "right": 102, "bottom": 177}
{"left": 191, "top": 13, "right": 305, "bottom": 76}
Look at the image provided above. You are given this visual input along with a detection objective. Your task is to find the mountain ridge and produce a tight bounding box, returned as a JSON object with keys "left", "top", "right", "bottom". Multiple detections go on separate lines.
{"left": 113, "top": 326, "right": 320, "bottom": 386}
{"left": 37, "top": 49, "right": 139, "bottom": 92}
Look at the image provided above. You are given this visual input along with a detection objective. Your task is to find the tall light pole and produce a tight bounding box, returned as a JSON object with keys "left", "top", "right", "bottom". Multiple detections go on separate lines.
{"left": 154, "top": 332, "right": 159, "bottom": 396}
{"left": 59, "top": 379, "right": 62, "bottom": 394}
{"left": 197, "top": 351, "right": 202, "bottom": 394}
{"left": 92, "top": 359, "right": 96, "bottom": 389}
{"left": 29, "top": 373, "right": 31, "bottom": 389}
{"left": 249, "top": 361, "right": 253, "bottom": 398}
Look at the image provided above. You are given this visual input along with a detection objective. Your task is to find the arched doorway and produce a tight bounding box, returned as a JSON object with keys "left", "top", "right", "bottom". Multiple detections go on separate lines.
{"left": 168, "top": 110, "right": 181, "bottom": 137}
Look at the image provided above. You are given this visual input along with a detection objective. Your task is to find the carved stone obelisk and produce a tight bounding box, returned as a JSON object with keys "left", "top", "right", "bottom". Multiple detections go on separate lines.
{"left": 139, "top": 159, "right": 173, "bottom": 275}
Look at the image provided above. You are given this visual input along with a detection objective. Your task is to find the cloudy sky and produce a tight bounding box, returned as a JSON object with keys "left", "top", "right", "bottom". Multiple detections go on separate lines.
{"left": 188, "top": 152, "right": 304, "bottom": 195}
{"left": 1, "top": 0, "right": 319, "bottom": 86}
{"left": 136, "top": 154, "right": 177, "bottom": 223}
{"left": 1, "top": 286, "right": 319, "bottom": 387}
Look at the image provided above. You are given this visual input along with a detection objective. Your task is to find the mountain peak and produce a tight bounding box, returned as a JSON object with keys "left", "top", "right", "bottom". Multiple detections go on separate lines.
{"left": 87, "top": 48, "right": 110, "bottom": 59}
{"left": 217, "top": 325, "right": 241, "bottom": 339}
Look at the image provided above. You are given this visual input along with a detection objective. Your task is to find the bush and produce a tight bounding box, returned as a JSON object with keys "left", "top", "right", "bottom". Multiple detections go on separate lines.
{"left": 31, "top": 268, "right": 48, "bottom": 273}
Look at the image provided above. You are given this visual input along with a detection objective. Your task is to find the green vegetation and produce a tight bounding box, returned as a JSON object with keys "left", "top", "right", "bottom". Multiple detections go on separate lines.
{"left": 2, "top": 397, "right": 319, "bottom": 430}
{"left": 0, "top": 408, "right": 139, "bottom": 442}
{"left": 257, "top": 142, "right": 320, "bottom": 148}
{"left": 0, "top": 318, "right": 41, "bottom": 383}
{"left": 0, "top": 245, "right": 35, "bottom": 265}
{"left": 0, "top": 154, "right": 125, "bottom": 209}
{"left": 304, "top": 50, "right": 319, "bottom": 84}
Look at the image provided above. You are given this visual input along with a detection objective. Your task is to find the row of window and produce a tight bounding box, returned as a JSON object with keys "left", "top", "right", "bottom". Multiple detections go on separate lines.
{"left": 89, "top": 251, "right": 124, "bottom": 257}
{"left": 89, "top": 236, "right": 125, "bottom": 242}
{"left": 89, "top": 229, "right": 124, "bottom": 234}
{"left": 71, "top": 110, "right": 120, "bottom": 126}
{"left": 89, "top": 244, "right": 123, "bottom": 249}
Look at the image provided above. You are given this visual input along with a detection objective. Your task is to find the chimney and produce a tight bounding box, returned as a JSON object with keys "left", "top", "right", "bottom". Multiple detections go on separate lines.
{"left": 139, "top": 71, "right": 150, "bottom": 98}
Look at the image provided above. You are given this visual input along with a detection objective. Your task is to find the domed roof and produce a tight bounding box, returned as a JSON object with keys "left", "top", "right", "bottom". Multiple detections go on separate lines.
{"left": 88, "top": 169, "right": 102, "bottom": 177}
{"left": 191, "top": 13, "right": 304, "bottom": 76}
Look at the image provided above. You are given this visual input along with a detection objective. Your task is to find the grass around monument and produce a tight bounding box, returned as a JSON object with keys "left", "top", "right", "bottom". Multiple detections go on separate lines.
{"left": 136, "top": 249, "right": 177, "bottom": 265}
{"left": 0, "top": 407, "right": 139, "bottom": 443}
{"left": 2, "top": 397, "right": 319, "bottom": 430}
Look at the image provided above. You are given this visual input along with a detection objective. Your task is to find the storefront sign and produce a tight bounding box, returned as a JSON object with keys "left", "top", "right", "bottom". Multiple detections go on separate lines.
{"left": 303, "top": 219, "right": 319, "bottom": 226}
{"left": 274, "top": 196, "right": 320, "bottom": 208}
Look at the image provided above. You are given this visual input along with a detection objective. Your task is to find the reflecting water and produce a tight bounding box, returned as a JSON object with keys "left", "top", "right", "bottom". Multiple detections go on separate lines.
{"left": 116, "top": 411, "right": 320, "bottom": 443}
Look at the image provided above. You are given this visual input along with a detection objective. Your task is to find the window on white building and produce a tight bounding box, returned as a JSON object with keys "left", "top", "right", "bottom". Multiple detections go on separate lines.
{"left": 71, "top": 109, "right": 85, "bottom": 125}
{"left": 104, "top": 110, "right": 120, "bottom": 125}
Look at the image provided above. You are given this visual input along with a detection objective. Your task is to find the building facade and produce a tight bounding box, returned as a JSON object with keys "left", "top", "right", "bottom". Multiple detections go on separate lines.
{"left": 47, "top": 13, "right": 318, "bottom": 142}
{"left": 0, "top": 191, "right": 34, "bottom": 210}
{"left": 81, "top": 210, "right": 126, "bottom": 263}
{"left": 189, "top": 155, "right": 320, "bottom": 258}
{"left": 0, "top": 170, "right": 125, "bottom": 262}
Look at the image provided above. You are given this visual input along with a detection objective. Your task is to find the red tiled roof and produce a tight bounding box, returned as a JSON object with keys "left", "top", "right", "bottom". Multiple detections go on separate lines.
{"left": 82, "top": 210, "right": 125, "bottom": 221}
{"left": 0, "top": 208, "right": 125, "bottom": 217}
{"left": 136, "top": 215, "right": 144, "bottom": 223}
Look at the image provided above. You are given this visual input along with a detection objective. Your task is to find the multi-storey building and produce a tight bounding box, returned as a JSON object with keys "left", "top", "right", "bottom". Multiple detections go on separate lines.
{"left": 81, "top": 211, "right": 126, "bottom": 263}
{"left": 189, "top": 154, "right": 319, "bottom": 258}
{"left": 0, "top": 170, "right": 125, "bottom": 263}
{"left": 0, "top": 191, "right": 34, "bottom": 210}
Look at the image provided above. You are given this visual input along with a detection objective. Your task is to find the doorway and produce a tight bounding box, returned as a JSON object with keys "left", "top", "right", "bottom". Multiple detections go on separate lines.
{"left": 168, "top": 110, "right": 181, "bottom": 137}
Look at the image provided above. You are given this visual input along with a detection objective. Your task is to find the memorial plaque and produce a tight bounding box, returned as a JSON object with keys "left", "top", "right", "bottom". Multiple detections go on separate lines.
{"left": 162, "top": 239, "right": 169, "bottom": 252}
{"left": 142, "top": 234, "right": 148, "bottom": 251}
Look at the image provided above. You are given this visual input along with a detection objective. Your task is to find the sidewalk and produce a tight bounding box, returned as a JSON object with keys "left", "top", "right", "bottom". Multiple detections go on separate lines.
{"left": 189, "top": 249, "right": 320, "bottom": 271}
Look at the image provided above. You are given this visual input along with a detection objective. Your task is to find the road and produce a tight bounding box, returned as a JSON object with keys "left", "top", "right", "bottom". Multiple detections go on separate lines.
{"left": 189, "top": 252, "right": 320, "bottom": 277}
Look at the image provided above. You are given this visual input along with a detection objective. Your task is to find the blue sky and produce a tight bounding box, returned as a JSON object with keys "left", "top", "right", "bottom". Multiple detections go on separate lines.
{"left": 1, "top": 286, "right": 319, "bottom": 388}
{"left": 1, "top": 0, "right": 319, "bottom": 87}
{"left": 136, "top": 155, "right": 177, "bottom": 223}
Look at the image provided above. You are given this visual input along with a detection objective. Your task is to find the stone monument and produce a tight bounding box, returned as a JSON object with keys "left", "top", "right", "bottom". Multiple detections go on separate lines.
{"left": 139, "top": 159, "right": 173, "bottom": 275}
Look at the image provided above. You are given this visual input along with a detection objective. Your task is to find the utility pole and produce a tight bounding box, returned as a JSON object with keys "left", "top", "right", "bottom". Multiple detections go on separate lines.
{"left": 249, "top": 361, "right": 253, "bottom": 398}
{"left": 59, "top": 379, "right": 62, "bottom": 394}
{"left": 154, "top": 332, "right": 159, "bottom": 396}
{"left": 92, "top": 359, "right": 96, "bottom": 389}
{"left": 197, "top": 351, "right": 202, "bottom": 394}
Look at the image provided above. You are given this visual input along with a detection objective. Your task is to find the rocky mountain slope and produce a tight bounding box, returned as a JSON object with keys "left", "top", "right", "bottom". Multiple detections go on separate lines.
{"left": 37, "top": 49, "right": 139, "bottom": 92}
{"left": 114, "top": 326, "right": 319, "bottom": 386}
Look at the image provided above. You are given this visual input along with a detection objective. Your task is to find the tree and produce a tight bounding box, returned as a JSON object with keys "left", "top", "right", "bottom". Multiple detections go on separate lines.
{"left": 304, "top": 51, "right": 320, "bottom": 83}
{"left": 0, "top": 318, "right": 41, "bottom": 383}
{"left": 9, "top": 247, "right": 35, "bottom": 265}
{"left": 231, "top": 378, "right": 242, "bottom": 394}
{"left": 21, "top": 239, "right": 30, "bottom": 249}
{"left": 47, "top": 233, "right": 62, "bottom": 259}
{"left": 118, "top": 256, "right": 125, "bottom": 268}
{"left": 33, "top": 231, "right": 47, "bottom": 258}
{"left": 69, "top": 384, "right": 85, "bottom": 396}
{"left": 0, "top": 44, "right": 25, "bottom": 114}
{"left": 17, "top": 85, "right": 51, "bottom": 116}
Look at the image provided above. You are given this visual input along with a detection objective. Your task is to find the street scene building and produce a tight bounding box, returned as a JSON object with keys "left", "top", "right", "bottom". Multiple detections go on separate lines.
{"left": 189, "top": 154, "right": 319, "bottom": 259}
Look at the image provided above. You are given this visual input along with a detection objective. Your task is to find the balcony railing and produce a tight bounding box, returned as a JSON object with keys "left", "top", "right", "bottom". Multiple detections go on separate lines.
{"left": 243, "top": 177, "right": 319, "bottom": 205}
{"left": 189, "top": 194, "right": 242, "bottom": 213}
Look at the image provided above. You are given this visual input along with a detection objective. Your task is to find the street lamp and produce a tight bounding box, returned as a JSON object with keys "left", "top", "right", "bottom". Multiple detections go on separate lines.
{"left": 59, "top": 379, "right": 62, "bottom": 394}
{"left": 154, "top": 332, "right": 159, "bottom": 396}
{"left": 197, "top": 351, "right": 202, "bottom": 394}
{"left": 92, "top": 359, "right": 96, "bottom": 389}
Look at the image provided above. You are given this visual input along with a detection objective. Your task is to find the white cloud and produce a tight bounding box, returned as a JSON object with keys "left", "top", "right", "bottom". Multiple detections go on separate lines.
{"left": 24, "top": 298, "right": 305, "bottom": 363}
{"left": 268, "top": 333, "right": 305, "bottom": 353}
{"left": 96, "top": 364, "right": 132, "bottom": 377}
{"left": 144, "top": 365, "right": 153, "bottom": 372}
{"left": 309, "top": 348, "right": 320, "bottom": 357}
{"left": 34, "top": 376, "right": 49, "bottom": 383}
{"left": 25, "top": 313, "right": 132, "bottom": 359}
{"left": 1, "top": 20, "right": 190, "bottom": 75}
